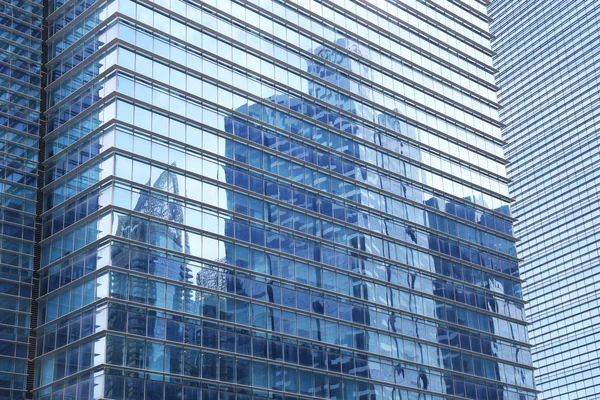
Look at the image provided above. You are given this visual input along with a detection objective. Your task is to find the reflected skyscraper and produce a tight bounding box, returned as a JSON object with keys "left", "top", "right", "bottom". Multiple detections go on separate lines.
{"left": 10, "top": 0, "right": 536, "bottom": 399}
{"left": 490, "top": 0, "right": 600, "bottom": 398}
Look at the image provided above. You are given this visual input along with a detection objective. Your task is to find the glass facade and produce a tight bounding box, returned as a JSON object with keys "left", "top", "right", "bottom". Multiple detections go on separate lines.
{"left": 0, "top": 0, "right": 42, "bottom": 396}
{"left": 29, "top": 0, "right": 535, "bottom": 399}
{"left": 490, "top": 1, "right": 600, "bottom": 399}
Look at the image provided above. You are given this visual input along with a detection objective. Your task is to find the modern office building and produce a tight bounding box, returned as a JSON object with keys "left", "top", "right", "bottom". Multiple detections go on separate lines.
{"left": 0, "top": 0, "right": 537, "bottom": 398}
{"left": 0, "top": 0, "right": 42, "bottom": 397}
{"left": 490, "top": 1, "right": 600, "bottom": 399}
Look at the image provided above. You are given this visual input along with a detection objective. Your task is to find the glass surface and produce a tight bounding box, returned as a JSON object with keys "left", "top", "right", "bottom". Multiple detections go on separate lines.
{"left": 32, "top": 0, "right": 536, "bottom": 399}
{"left": 490, "top": 0, "right": 600, "bottom": 398}
{"left": 0, "top": 0, "right": 42, "bottom": 396}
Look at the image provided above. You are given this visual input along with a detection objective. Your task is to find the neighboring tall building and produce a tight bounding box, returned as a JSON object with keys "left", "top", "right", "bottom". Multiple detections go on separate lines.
{"left": 0, "top": 0, "right": 42, "bottom": 396}
{"left": 0, "top": 0, "right": 536, "bottom": 398}
{"left": 490, "top": 1, "right": 600, "bottom": 399}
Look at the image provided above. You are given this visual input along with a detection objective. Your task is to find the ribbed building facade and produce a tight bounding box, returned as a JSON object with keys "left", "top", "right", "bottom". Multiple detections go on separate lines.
{"left": 0, "top": 0, "right": 537, "bottom": 399}
{"left": 490, "top": 1, "right": 600, "bottom": 399}
{"left": 0, "top": 0, "right": 42, "bottom": 396}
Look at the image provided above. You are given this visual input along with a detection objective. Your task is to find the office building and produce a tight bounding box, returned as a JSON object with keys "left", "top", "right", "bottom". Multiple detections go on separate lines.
{"left": 1, "top": 0, "right": 537, "bottom": 398}
{"left": 0, "top": 0, "right": 42, "bottom": 397}
{"left": 490, "top": 1, "right": 600, "bottom": 399}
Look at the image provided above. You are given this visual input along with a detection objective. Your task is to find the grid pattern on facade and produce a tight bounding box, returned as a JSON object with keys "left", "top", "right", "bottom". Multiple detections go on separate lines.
{"left": 0, "top": 0, "right": 43, "bottom": 397}
{"left": 490, "top": 0, "right": 600, "bottom": 399}
{"left": 31, "top": 0, "right": 535, "bottom": 399}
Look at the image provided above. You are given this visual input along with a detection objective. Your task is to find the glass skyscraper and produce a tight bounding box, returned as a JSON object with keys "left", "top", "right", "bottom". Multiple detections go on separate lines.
{"left": 490, "top": 1, "right": 600, "bottom": 399}
{"left": 0, "top": 0, "right": 42, "bottom": 396}
{"left": 0, "top": 0, "right": 536, "bottom": 398}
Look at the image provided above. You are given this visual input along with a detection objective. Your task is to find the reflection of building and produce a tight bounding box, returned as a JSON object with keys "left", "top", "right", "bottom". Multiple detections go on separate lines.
{"left": 312, "top": 39, "right": 374, "bottom": 119}
{"left": 223, "top": 36, "right": 522, "bottom": 398}
{"left": 32, "top": 1, "right": 534, "bottom": 399}
{"left": 195, "top": 257, "right": 227, "bottom": 292}
{"left": 110, "top": 166, "right": 193, "bottom": 380}
{"left": 114, "top": 165, "right": 190, "bottom": 282}
{"left": 116, "top": 165, "right": 188, "bottom": 249}
{"left": 426, "top": 196, "right": 507, "bottom": 397}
